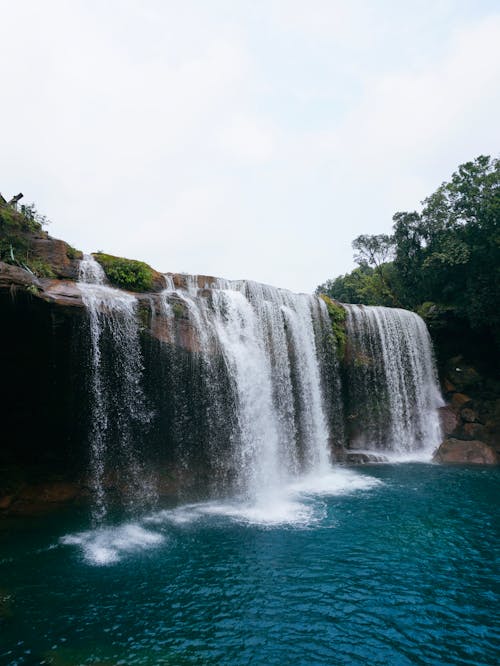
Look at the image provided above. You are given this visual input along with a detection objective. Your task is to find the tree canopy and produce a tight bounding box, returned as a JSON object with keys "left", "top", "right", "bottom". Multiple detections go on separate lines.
{"left": 316, "top": 155, "right": 500, "bottom": 343}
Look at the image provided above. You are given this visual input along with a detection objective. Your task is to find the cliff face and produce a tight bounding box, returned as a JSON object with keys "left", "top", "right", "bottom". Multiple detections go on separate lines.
{"left": 1, "top": 228, "right": 499, "bottom": 516}
{"left": 0, "top": 234, "right": 222, "bottom": 515}
{"left": 426, "top": 310, "right": 500, "bottom": 465}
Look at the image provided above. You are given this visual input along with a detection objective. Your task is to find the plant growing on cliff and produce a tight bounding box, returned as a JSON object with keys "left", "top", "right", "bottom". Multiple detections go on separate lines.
{"left": 318, "top": 294, "right": 347, "bottom": 360}
{"left": 93, "top": 252, "right": 155, "bottom": 292}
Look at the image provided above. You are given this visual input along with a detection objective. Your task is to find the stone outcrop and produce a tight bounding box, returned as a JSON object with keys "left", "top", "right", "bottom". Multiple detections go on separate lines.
{"left": 434, "top": 355, "right": 500, "bottom": 465}
{"left": 433, "top": 438, "right": 498, "bottom": 465}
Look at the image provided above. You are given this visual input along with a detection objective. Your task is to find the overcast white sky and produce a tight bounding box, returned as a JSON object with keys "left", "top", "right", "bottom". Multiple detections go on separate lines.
{"left": 1, "top": 1, "right": 499, "bottom": 292}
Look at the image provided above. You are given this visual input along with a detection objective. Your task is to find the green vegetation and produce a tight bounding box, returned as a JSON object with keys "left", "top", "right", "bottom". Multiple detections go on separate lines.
{"left": 66, "top": 245, "right": 83, "bottom": 260}
{"left": 0, "top": 201, "right": 47, "bottom": 235}
{"left": 317, "top": 155, "right": 500, "bottom": 347}
{"left": 94, "top": 252, "right": 155, "bottom": 292}
{"left": 25, "top": 258, "right": 56, "bottom": 278}
{"left": 171, "top": 302, "right": 185, "bottom": 319}
{"left": 0, "top": 201, "right": 53, "bottom": 275}
{"left": 319, "top": 294, "right": 347, "bottom": 359}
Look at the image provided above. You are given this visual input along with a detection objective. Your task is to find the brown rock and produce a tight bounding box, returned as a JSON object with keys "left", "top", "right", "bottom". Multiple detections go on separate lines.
{"left": 433, "top": 438, "right": 498, "bottom": 465}
{"left": 463, "top": 423, "right": 487, "bottom": 440}
{"left": 38, "top": 278, "right": 84, "bottom": 308}
{"left": 451, "top": 393, "right": 472, "bottom": 409}
{"left": 0, "top": 261, "right": 41, "bottom": 289}
{"left": 439, "top": 405, "right": 459, "bottom": 436}
{"left": 30, "top": 236, "right": 81, "bottom": 279}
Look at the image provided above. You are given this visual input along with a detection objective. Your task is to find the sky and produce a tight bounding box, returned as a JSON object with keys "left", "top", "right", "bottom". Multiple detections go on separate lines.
{"left": 1, "top": 0, "right": 499, "bottom": 293}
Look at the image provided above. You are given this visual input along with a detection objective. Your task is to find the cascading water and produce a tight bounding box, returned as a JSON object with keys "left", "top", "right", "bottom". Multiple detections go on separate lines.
{"left": 78, "top": 255, "right": 154, "bottom": 521}
{"left": 344, "top": 304, "right": 443, "bottom": 454}
{"left": 77, "top": 263, "right": 444, "bottom": 519}
{"left": 160, "top": 277, "right": 334, "bottom": 501}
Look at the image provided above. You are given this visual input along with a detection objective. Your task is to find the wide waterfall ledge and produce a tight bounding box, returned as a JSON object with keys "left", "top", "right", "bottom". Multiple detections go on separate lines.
{"left": 74, "top": 256, "right": 444, "bottom": 522}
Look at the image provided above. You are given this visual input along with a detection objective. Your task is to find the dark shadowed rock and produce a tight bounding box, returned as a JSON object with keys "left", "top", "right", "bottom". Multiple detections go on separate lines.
{"left": 445, "top": 357, "right": 482, "bottom": 392}
{"left": 451, "top": 393, "right": 472, "bottom": 410}
{"left": 462, "top": 422, "right": 487, "bottom": 440}
{"left": 461, "top": 407, "right": 479, "bottom": 423}
{"left": 345, "top": 452, "right": 388, "bottom": 464}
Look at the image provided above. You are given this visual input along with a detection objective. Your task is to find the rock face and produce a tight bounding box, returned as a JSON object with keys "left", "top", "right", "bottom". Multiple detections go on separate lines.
{"left": 433, "top": 439, "right": 498, "bottom": 465}
{"left": 434, "top": 355, "right": 500, "bottom": 465}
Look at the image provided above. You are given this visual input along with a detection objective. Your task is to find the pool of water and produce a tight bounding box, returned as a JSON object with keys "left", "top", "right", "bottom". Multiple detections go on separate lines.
{"left": 1, "top": 464, "right": 499, "bottom": 665}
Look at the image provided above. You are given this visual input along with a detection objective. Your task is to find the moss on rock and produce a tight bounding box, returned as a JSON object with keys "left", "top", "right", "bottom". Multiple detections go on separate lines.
{"left": 93, "top": 252, "right": 155, "bottom": 292}
{"left": 319, "top": 294, "right": 347, "bottom": 360}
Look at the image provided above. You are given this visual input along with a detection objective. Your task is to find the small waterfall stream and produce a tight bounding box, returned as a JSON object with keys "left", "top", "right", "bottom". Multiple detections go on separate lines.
{"left": 344, "top": 305, "right": 443, "bottom": 454}
{"left": 78, "top": 255, "right": 154, "bottom": 522}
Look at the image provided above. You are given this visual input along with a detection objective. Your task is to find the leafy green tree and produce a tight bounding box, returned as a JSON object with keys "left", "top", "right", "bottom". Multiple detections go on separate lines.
{"left": 317, "top": 154, "right": 500, "bottom": 345}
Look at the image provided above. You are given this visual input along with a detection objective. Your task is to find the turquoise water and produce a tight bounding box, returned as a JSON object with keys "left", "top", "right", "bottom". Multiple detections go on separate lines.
{"left": 1, "top": 464, "right": 499, "bottom": 665}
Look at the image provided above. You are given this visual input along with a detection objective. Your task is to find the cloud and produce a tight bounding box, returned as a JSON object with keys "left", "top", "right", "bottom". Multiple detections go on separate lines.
{"left": 220, "top": 117, "right": 276, "bottom": 162}
{"left": 0, "top": 1, "right": 499, "bottom": 292}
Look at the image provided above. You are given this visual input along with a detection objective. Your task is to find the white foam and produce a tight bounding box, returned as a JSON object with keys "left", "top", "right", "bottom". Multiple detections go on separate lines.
{"left": 288, "top": 468, "right": 382, "bottom": 495}
{"left": 60, "top": 524, "right": 165, "bottom": 565}
{"left": 147, "top": 468, "right": 381, "bottom": 528}
{"left": 61, "top": 469, "right": 382, "bottom": 563}
{"left": 378, "top": 449, "right": 434, "bottom": 464}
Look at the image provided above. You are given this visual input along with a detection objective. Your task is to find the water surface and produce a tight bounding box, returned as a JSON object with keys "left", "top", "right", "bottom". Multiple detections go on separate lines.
{"left": 1, "top": 464, "right": 498, "bottom": 665}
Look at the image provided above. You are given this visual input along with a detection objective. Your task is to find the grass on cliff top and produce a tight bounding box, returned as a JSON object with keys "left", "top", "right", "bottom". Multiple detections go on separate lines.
{"left": 94, "top": 252, "right": 155, "bottom": 292}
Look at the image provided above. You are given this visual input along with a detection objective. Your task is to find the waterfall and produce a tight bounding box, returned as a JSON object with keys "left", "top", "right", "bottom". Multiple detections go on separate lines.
{"left": 78, "top": 255, "right": 154, "bottom": 522}
{"left": 344, "top": 305, "right": 443, "bottom": 454}
{"left": 160, "top": 277, "right": 333, "bottom": 501}
{"left": 77, "top": 261, "right": 444, "bottom": 518}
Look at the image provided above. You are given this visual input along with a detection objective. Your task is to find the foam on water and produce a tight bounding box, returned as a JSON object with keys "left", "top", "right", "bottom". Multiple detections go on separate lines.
{"left": 60, "top": 468, "right": 381, "bottom": 564}
{"left": 149, "top": 469, "right": 381, "bottom": 527}
{"left": 60, "top": 524, "right": 165, "bottom": 566}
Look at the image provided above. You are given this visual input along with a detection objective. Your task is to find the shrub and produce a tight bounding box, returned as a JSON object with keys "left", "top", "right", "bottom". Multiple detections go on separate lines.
{"left": 93, "top": 252, "right": 155, "bottom": 292}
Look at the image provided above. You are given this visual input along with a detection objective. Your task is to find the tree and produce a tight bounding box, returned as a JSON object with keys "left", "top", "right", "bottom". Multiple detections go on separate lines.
{"left": 351, "top": 234, "right": 401, "bottom": 306}
{"left": 317, "top": 154, "right": 500, "bottom": 345}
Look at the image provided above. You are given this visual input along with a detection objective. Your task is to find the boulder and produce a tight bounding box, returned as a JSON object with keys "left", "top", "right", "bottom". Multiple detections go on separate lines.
{"left": 433, "top": 438, "right": 498, "bottom": 465}
{"left": 451, "top": 393, "right": 472, "bottom": 410}
{"left": 29, "top": 236, "right": 81, "bottom": 279}
{"left": 462, "top": 422, "right": 487, "bottom": 440}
